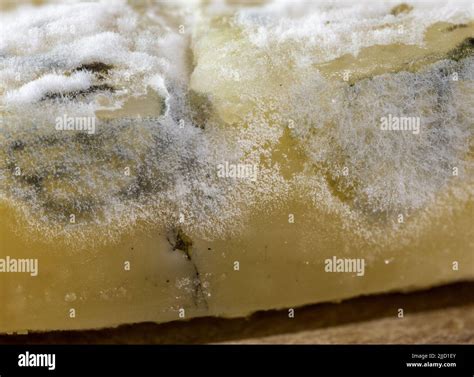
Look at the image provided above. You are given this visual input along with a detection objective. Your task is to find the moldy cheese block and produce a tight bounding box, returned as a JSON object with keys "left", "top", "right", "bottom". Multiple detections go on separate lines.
{"left": 0, "top": 0, "right": 473, "bottom": 333}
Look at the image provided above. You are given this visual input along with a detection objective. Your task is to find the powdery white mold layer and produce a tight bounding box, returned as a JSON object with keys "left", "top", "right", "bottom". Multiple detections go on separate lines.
{"left": 0, "top": 0, "right": 472, "bottom": 247}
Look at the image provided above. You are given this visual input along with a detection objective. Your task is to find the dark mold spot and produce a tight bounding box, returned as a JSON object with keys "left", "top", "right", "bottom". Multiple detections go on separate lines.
{"left": 10, "top": 140, "right": 25, "bottom": 151}
{"left": 41, "top": 84, "right": 114, "bottom": 101}
{"left": 19, "top": 174, "right": 44, "bottom": 192}
{"left": 448, "top": 37, "right": 474, "bottom": 62}
{"left": 390, "top": 3, "right": 413, "bottom": 16}
{"left": 444, "top": 24, "right": 468, "bottom": 33}
{"left": 74, "top": 62, "right": 113, "bottom": 74}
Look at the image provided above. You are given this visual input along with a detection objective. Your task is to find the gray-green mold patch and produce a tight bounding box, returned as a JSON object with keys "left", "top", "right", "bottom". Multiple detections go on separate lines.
{"left": 444, "top": 24, "right": 468, "bottom": 33}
